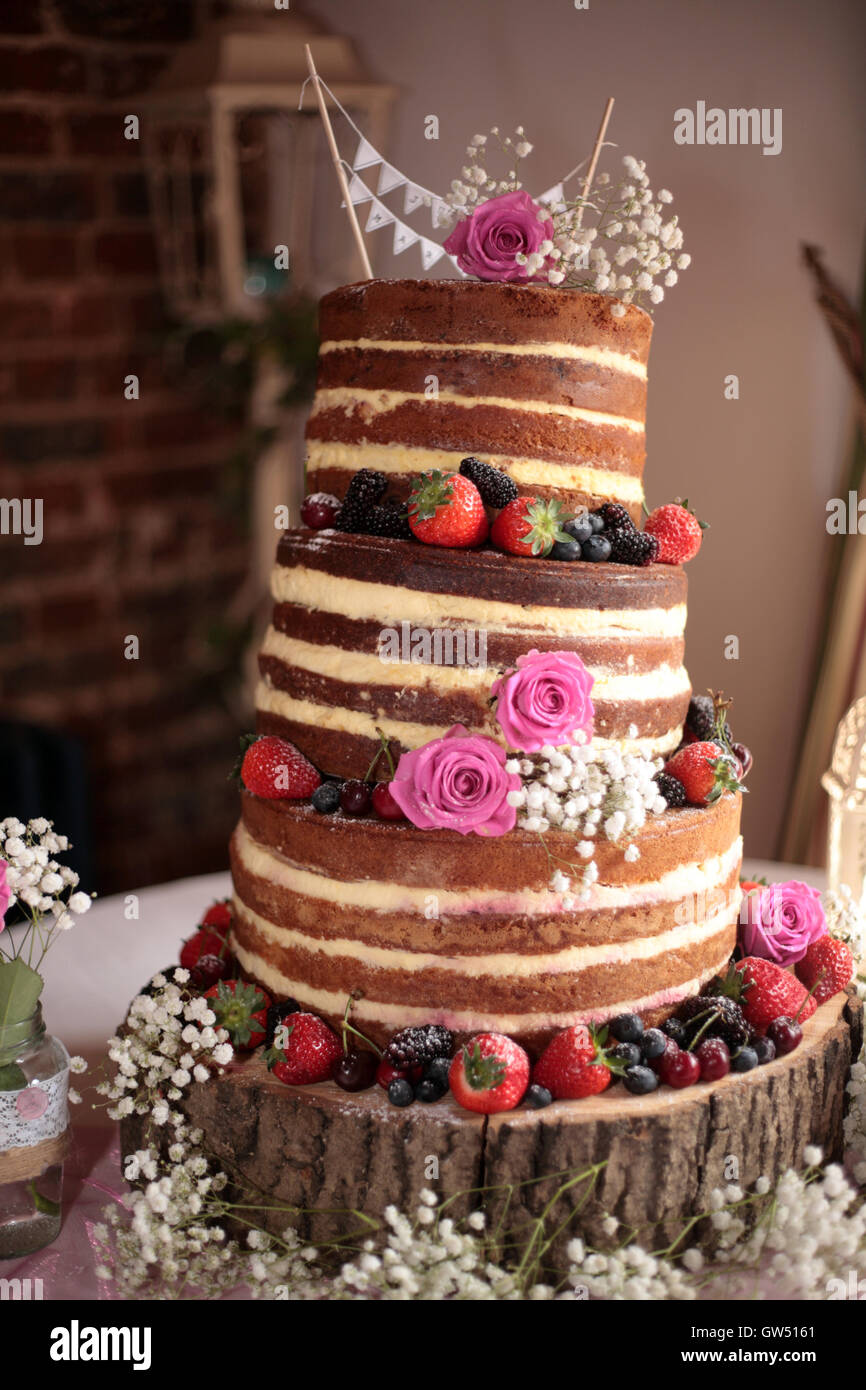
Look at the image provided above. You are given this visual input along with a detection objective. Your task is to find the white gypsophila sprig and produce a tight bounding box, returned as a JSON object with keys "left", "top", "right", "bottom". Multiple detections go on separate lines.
{"left": 505, "top": 739, "right": 666, "bottom": 899}
{"left": 0, "top": 816, "right": 93, "bottom": 969}
{"left": 443, "top": 134, "right": 688, "bottom": 315}
{"left": 95, "top": 970, "right": 234, "bottom": 1125}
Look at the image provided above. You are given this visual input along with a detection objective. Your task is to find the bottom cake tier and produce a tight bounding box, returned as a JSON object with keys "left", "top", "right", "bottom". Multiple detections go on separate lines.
{"left": 229, "top": 788, "right": 743, "bottom": 1052}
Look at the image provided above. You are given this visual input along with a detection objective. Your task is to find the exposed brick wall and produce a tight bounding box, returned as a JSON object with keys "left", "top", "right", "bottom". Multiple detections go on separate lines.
{"left": 0, "top": 1, "right": 249, "bottom": 893}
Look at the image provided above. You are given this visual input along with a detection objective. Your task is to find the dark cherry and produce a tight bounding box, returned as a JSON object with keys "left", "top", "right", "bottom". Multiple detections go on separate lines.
{"left": 664, "top": 1050, "right": 701, "bottom": 1089}
{"left": 189, "top": 953, "right": 231, "bottom": 992}
{"left": 650, "top": 1036, "right": 681, "bottom": 1076}
{"left": 331, "top": 1049, "right": 378, "bottom": 1092}
{"left": 371, "top": 782, "right": 405, "bottom": 821}
{"left": 696, "top": 1037, "right": 730, "bottom": 1081}
{"left": 340, "top": 779, "right": 372, "bottom": 816}
{"left": 732, "top": 742, "right": 753, "bottom": 777}
{"left": 766, "top": 1016, "right": 802, "bottom": 1056}
{"left": 300, "top": 492, "right": 341, "bottom": 529}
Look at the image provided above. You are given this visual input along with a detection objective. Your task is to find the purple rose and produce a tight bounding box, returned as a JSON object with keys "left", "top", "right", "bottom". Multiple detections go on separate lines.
{"left": 389, "top": 725, "right": 519, "bottom": 837}
{"left": 739, "top": 879, "right": 827, "bottom": 967}
{"left": 0, "top": 857, "right": 9, "bottom": 931}
{"left": 443, "top": 191, "right": 554, "bottom": 282}
{"left": 491, "top": 649, "right": 595, "bottom": 752}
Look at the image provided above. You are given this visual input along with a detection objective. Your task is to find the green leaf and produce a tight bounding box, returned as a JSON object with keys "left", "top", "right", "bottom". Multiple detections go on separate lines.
{"left": 0, "top": 959, "right": 43, "bottom": 1030}
{"left": 28, "top": 1180, "right": 60, "bottom": 1217}
{"left": 0, "top": 1062, "right": 27, "bottom": 1091}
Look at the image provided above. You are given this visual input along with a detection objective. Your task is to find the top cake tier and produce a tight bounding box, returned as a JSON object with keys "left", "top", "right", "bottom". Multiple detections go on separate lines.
{"left": 305, "top": 279, "right": 652, "bottom": 520}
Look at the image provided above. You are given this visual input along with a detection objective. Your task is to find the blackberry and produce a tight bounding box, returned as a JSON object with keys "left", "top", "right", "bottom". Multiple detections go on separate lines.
{"left": 264, "top": 997, "right": 301, "bottom": 1049}
{"left": 654, "top": 772, "right": 687, "bottom": 808}
{"left": 311, "top": 781, "right": 341, "bottom": 814}
{"left": 383, "top": 1024, "right": 455, "bottom": 1069}
{"left": 335, "top": 469, "right": 387, "bottom": 532}
{"left": 594, "top": 501, "right": 635, "bottom": 532}
{"left": 459, "top": 457, "right": 518, "bottom": 507}
{"left": 662, "top": 1016, "right": 687, "bottom": 1045}
{"left": 606, "top": 528, "right": 659, "bottom": 566}
{"left": 364, "top": 501, "right": 413, "bottom": 540}
{"left": 686, "top": 694, "right": 715, "bottom": 740}
{"left": 677, "top": 995, "right": 749, "bottom": 1051}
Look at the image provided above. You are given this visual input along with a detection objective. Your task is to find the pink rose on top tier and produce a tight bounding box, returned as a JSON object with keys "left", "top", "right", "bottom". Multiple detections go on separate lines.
{"left": 492, "top": 650, "right": 595, "bottom": 752}
{"left": 738, "top": 880, "right": 827, "bottom": 967}
{"left": 443, "top": 191, "right": 554, "bottom": 282}
{"left": 389, "top": 725, "right": 519, "bottom": 838}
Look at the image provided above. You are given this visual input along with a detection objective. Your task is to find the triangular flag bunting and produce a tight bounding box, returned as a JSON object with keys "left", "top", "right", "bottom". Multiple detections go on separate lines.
{"left": 419, "top": 237, "right": 445, "bottom": 271}
{"left": 365, "top": 198, "right": 395, "bottom": 233}
{"left": 346, "top": 173, "right": 373, "bottom": 204}
{"left": 403, "top": 184, "right": 426, "bottom": 216}
{"left": 377, "top": 162, "right": 406, "bottom": 196}
{"left": 539, "top": 183, "right": 564, "bottom": 206}
{"left": 430, "top": 198, "right": 450, "bottom": 229}
{"left": 352, "top": 136, "right": 380, "bottom": 171}
{"left": 393, "top": 221, "right": 420, "bottom": 255}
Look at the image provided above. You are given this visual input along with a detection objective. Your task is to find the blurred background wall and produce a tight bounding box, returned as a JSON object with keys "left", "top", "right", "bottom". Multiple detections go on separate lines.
{"left": 0, "top": 0, "right": 864, "bottom": 889}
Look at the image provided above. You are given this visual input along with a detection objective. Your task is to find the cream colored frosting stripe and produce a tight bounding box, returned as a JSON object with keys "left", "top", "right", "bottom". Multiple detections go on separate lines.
{"left": 235, "top": 896, "right": 739, "bottom": 979}
{"left": 260, "top": 627, "right": 692, "bottom": 703}
{"left": 305, "top": 441, "right": 645, "bottom": 505}
{"left": 230, "top": 941, "right": 735, "bottom": 1033}
{"left": 255, "top": 679, "right": 683, "bottom": 758}
{"left": 234, "top": 820, "right": 742, "bottom": 916}
{"left": 271, "top": 565, "right": 688, "bottom": 640}
{"left": 319, "top": 337, "right": 648, "bottom": 380}
{"left": 311, "top": 385, "right": 644, "bottom": 434}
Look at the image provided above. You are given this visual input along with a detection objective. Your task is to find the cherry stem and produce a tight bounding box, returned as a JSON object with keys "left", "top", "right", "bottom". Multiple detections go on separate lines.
{"left": 794, "top": 967, "right": 825, "bottom": 1021}
{"left": 374, "top": 727, "right": 397, "bottom": 779}
{"left": 340, "top": 992, "right": 383, "bottom": 1058}
{"left": 686, "top": 1008, "right": 723, "bottom": 1053}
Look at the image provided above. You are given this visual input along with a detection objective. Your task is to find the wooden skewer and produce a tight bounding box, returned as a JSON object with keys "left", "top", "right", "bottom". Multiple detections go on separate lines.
{"left": 304, "top": 44, "right": 374, "bottom": 280}
{"left": 574, "top": 96, "right": 615, "bottom": 228}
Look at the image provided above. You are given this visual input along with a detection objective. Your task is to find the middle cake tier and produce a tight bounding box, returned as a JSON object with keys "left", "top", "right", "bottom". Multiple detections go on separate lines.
{"left": 255, "top": 529, "right": 691, "bottom": 779}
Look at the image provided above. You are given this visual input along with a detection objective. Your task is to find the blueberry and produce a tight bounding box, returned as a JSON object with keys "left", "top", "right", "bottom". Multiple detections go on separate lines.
{"left": 752, "top": 1036, "right": 776, "bottom": 1066}
{"left": 311, "top": 781, "right": 341, "bottom": 814}
{"left": 623, "top": 1065, "right": 659, "bottom": 1095}
{"left": 565, "top": 513, "right": 594, "bottom": 545}
{"left": 610, "top": 1013, "right": 644, "bottom": 1044}
{"left": 414, "top": 1076, "right": 447, "bottom": 1103}
{"left": 387, "top": 1078, "right": 414, "bottom": 1107}
{"left": 588, "top": 512, "right": 606, "bottom": 533}
{"left": 731, "top": 1046, "right": 759, "bottom": 1073}
{"left": 611, "top": 1041, "right": 642, "bottom": 1067}
{"left": 526, "top": 1083, "right": 553, "bottom": 1109}
{"left": 640, "top": 1027, "right": 667, "bottom": 1060}
{"left": 582, "top": 534, "right": 611, "bottom": 563}
{"left": 422, "top": 1057, "right": 451, "bottom": 1087}
{"left": 662, "top": 1017, "right": 687, "bottom": 1046}
{"left": 551, "top": 538, "right": 582, "bottom": 562}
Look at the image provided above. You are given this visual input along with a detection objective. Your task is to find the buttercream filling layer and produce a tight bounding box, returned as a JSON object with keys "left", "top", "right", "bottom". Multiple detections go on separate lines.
{"left": 310, "top": 386, "right": 645, "bottom": 435}
{"left": 318, "top": 337, "right": 648, "bottom": 379}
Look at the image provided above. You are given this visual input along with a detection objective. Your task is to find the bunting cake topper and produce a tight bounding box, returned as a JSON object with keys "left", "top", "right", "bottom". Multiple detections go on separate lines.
{"left": 302, "top": 50, "right": 689, "bottom": 315}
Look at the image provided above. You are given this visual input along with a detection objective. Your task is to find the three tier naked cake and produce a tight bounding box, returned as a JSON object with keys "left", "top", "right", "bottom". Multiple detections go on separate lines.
{"left": 229, "top": 280, "right": 742, "bottom": 1053}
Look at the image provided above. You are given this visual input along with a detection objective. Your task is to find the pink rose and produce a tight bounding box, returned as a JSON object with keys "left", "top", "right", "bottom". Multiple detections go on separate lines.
{"left": 0, "top": 857, "right": 9, "bottom": 931}
{"left": 491, "top": 649, "right": 595, "bottom": 752}
{"left": 443, "top": 191, "right": 554, "bottom": 282}
{"left": 389, "top": 725, "right": 519, "bottom": 837}
{"left": 739, "top": 879, "right": 827, "bottom": 967}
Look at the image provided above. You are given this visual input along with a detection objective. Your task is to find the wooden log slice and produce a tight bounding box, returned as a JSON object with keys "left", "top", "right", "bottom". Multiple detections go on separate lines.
{"left": 121, "top": 992, "right": 863, "bottom": 1257}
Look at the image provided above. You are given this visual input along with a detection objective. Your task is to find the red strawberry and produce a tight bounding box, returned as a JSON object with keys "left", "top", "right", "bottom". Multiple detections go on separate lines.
{"left": 180, "top": 927, "right": 231, "bottom": 971}
{"left": 532, "top": 1023, "right": 617, "bottom": 1100}
{"left": 265, "top": 1012, "right": 342, "bottom": 1085}
{"left": 490, "top": 495, "right": 574, "bottom": 558}
{"left": 239, "top": 734, "right": 321, "bottom": 800}
{"left": 644, "top": 501, "right": 705, "bottom": 564}
{"left": 407, "top": 471, "right": 488, "bottom": 548}
{"left": 663, "top": 741, "right": 743, "bottom": 807}
{"left": 200, "top": 900, "right": 233, "bottom": 934}
{"left": 795, "top": 936, "right": 854, "bottom": 1004}
{"left": 448, "top": 1032, "right": 529, "bottom": 1113}
{"left": 204, "top": 978, "right": 271, "bottom": 1050}
{"left": 730, "top": 957, "right": 817, "bottom": 1035}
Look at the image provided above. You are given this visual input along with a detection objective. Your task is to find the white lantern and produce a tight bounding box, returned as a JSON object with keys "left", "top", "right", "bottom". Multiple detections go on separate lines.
{"left": 822, "top": 694, "right": 866, "bottom": 909}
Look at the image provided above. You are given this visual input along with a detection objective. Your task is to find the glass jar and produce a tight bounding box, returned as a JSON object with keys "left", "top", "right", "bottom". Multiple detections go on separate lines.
{"left": 0, "top": 1004, "right": 69, "bottom": 1259}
